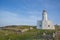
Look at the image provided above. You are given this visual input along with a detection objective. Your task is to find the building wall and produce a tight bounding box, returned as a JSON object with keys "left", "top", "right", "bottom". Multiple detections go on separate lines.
{"left": 42, "top": 20, "right": 48, "bottom": 29}
{"left": 37, "top": 20, "right": 55, "bottom": 29}
{"left": 47, "top": 20, "right": 55, "bottom": 29}
{"left": 37, "top": 21, "right": 42, "bottom": 29}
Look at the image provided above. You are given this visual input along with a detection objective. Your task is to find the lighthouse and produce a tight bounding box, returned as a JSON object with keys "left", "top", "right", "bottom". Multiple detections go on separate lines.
{"left": 42, "top": 10, "right": 48, "bottom": 21}
{"left": 37, "top": 10, "right": 55, "bottom": 29}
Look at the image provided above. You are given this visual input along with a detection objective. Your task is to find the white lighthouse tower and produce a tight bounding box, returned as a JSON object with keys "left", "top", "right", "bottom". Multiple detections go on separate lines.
{"left": 42, "top": 10, "right": 48, "bottom": 29}
{"left": 42, "top": 10, "right": 48, "bottom": 21}
{"left": 37, "top": 10, "right": 55, "bottom": 29}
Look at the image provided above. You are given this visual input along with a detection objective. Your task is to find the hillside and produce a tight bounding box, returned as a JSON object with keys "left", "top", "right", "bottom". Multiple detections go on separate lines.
{"left": 55, "top": 25, "right": 60, "bottom": 40}
{"left": 0, "top": 25, "right": 36, "bottom": 33}
{"left": 0, "top": 25, "right": 56, "bottom": 40}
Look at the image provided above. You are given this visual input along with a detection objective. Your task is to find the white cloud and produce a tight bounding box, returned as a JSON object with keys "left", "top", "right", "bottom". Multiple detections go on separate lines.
{"left": 0, "top": 10, "right": 41, "bottom": 27}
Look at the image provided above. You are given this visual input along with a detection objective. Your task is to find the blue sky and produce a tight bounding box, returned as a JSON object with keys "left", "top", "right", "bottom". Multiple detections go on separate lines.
{"left": 0, "top": 0, "right": 60, "bottom": 27}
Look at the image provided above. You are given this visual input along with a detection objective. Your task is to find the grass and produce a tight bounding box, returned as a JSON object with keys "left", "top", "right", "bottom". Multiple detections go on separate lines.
{"left": 0, "top": 29, "right": 55, "bottom": 40}
{"left": 0, "top": 25, "right": 55, "bottom": 40}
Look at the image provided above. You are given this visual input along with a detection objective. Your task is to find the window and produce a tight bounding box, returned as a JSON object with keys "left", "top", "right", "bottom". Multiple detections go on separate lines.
{"left": 48, "top": 25, "right": 50, "bottom": 27}
{"left": 40, "top": 25, "right": 42, "bottom": 27}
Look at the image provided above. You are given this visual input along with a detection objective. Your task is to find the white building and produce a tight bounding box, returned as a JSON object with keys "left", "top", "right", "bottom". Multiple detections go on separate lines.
{"left": 37, "top": 10, "right": 55, "bottom": 29}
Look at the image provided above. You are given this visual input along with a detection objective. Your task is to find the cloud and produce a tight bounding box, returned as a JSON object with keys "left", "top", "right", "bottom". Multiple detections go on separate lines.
{"left": 0, "top": 10, "right": 41, "bottom": 27}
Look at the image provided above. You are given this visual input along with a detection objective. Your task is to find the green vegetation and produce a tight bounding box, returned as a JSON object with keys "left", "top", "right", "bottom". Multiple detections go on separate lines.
{"left": 55, "top": 25, "right": 60, "bottom": 40}
{"left": 0, "top": 25, "right": 55, "bottom": 40}
{"left": 55, "top": 25, "right": 60, "bottom": 31}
